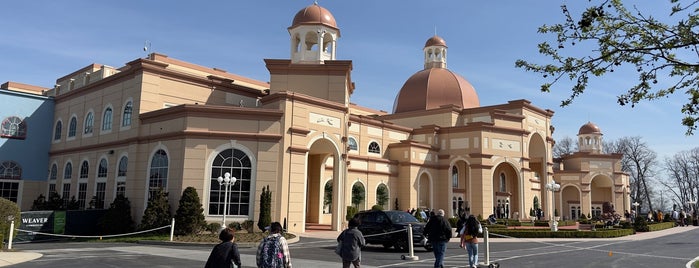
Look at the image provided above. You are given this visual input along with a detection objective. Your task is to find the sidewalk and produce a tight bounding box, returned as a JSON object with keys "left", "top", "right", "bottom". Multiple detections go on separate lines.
{"left": 1, "top": 225, "right": 695, "bottom": 267}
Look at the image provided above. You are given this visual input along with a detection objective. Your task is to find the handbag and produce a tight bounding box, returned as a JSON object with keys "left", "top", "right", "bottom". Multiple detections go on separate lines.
{"left": 335, "top": 230, "right": 344, "bottom": 256}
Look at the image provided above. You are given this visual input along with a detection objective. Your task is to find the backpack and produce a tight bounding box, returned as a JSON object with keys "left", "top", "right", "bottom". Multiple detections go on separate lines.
{"left": 261, "top": 235, "right": 284, "bottom": 268}
{"left": 456, "top": 216, "right": 466, "bottom": 236}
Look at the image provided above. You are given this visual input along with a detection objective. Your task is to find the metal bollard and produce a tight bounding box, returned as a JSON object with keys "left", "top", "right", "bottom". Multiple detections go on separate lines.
{"left": 170, "top": 218, "right": 175, "bottom": 241}
{"left": 401, "top": 223, "right": 419, "bottom": 260}
{"left": 484, "top": 226, "right": 489, "bottom": 266}
{"left": 7, "top": 220, "right": 13, "bottom": 250}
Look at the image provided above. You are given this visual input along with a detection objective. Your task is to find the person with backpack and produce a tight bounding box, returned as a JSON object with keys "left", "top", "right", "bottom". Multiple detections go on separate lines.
{"left": 256, "top": 222, "right": 292, "bottom": 268}
{"left": 337, "top": 218, "right": 366, "bottom": 268}
{"left": 424, "top": 209, "right": 452, "bottom": 268}
{"left": 205, "top": 227, "right": 242, "bottom": 268}
{"left": 460, "top": 215, "right": 482, "bottom": 268}
{"left": 455, "top": 212, "right": 467, "bottom": 238}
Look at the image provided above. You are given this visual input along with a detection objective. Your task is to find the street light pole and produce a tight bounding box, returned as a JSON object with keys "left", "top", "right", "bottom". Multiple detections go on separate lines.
{"left": 546, "top": 180, "right": 560, "bottom": 231}
{"left": 217, "top": 172, "right": 238, "bottom": 229}
{"left": 632, "top": 201, "right": 640, "bottom": 221}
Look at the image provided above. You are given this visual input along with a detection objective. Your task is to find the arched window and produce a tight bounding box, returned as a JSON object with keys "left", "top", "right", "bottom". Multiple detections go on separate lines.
{"left": 451, "top": 166, "right": 459, "bottom": 188}
{"left": 116, "top": 156, "right": 127, "bottom": 196}
{"left": 63, "top": 162, "right": 72, "bottom": 180}
{"left": 148, "top": 149, "right": 168, "bottom": 198}
{"left": 323, "top": 180, "right": 332, "bottom": 214}
{"left": 368, "top": 141, "right": 381, "bottom": 154}
{"left": 122, "top": 101, "right": 133, "bottom": 127}
{"left": 499, "top": 173, "right": 506, "bottom": 192}
{"left": 98, "top": 159, "right": 108, "bottom": 178}
{"left": 351, "top": 182, "right": 366, "bottom": 210}
{"left": 1, "top": 116, "right": 27, "bottom": 139}
{"left": 102, "top": 107, "right": 113, "bottom": 131}
{"left": 0, "top": 161, "right": 21, "bottom": 179}
{"left": 95, "top": 158, "right": 108, "bottom": 209}
{"left": 84, "top": 112, "right": 94, "bottom": 134}
{"left": 348, "top": 137, "right": 358, "bottom": 151}
{"left": 68, "top": 117, "right": 77, "bottom": 137}
{"left": 376, "top": 183, "right": 389, "bottom": 208}
{"left": 80, "top": 161, "right": 89, "bottom": 179}
{"left": 209, "top": 148, "right": 252, "bottom": 216}
{"left": 54, "top": 121, "right": 62, "bottom": 140}
{"left": 49, "top": 164, "right": 58, "bottom": 180}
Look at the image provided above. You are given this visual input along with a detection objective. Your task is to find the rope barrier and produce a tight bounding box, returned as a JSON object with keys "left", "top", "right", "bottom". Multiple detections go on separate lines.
{"left": 15, "top": 225, "right": 172, "bottom": 239}
{"left": 362, "top": 228, "right": 407, "bottom": 238}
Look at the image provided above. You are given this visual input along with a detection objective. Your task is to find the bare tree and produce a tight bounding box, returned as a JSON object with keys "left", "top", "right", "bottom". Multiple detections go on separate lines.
{"left": 662, "top": 148, "right": 699, "bottom": 212}
{"left": 553, "top": 136, "right": 577, "bottom": 158}
{"left": 608, "top": 137, "right": 658, "bottom": 213}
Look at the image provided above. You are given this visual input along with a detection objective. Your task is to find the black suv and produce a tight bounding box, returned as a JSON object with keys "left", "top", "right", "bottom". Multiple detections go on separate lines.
{"left": 353, "top": 210, "right": 431, "bottom": 251}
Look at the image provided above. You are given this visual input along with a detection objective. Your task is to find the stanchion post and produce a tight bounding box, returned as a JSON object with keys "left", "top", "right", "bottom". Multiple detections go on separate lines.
{"left": 170, "top": 218, "right": 175, "bottom": 241}
{"left": 7, "top": 220, "right": 14, "bottom": 250}
{"left": 401, "top": 224, "right": 419, "bottom": 261}
{"left": 483, "top": 226, "right": 490, "bottom": 266}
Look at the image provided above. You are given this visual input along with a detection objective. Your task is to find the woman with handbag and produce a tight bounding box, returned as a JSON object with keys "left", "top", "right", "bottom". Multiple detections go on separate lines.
{"left": 337, "top": 218, "right": 366, "bottom": 268}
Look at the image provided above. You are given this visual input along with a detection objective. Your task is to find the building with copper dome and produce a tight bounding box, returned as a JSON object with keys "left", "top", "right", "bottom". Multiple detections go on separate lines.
{"left": 0, "top": 3, "right": 628, "bottom": 234}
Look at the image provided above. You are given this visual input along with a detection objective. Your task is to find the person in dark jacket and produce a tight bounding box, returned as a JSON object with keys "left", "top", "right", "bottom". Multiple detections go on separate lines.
{"left": 337, "top": 218, "right": 366, "bottom": 268}
{"left": 205, "top": 227, "right": 242, "bottom": 268}
{"left": 424, "top": 209, "right": 452, "bottom": 268}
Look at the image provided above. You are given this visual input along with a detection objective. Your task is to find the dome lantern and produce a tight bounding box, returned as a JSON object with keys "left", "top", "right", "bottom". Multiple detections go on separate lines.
{"left": 288, "top": 3, "right": 340, "bottom": 64}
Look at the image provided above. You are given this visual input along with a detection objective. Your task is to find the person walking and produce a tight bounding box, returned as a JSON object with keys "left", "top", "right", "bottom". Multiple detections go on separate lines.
{"left": 337, "top": 218, "right": 366, "bottom": 268}
{"left": 424, "top": 209, "right": 452, "bottom": 268}
{"left": 256, "top": 222, "right": 292, "bottom": 268}
{"left": 460, "top": 215, "right": 481, "bottom": 268}
{"left": 205, "top": 227, "right": 242, "bottom": 268}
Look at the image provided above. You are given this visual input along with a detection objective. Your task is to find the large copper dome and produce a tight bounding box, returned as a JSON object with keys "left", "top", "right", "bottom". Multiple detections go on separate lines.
{"left": 291, "top": 3, "right": 338, "bottom": 29}
{"left": 578, "top": 121, "right": 602, "bottom": 135}
{"left": 393, "top": 68, "right": 480, "bottom": 113}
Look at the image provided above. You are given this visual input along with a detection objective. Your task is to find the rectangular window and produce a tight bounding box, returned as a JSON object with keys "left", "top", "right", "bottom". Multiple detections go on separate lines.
{"left": 0, "top": 181, "right": 19, "bottom": 202}
{"left": 95, "top": 182, "right": 106, "bottom": 209}
{"left": 78, "top": 183, "right": 87, "bottom": 209}
{"left": 62, "top": 183, "right": 71, "bottom": 207}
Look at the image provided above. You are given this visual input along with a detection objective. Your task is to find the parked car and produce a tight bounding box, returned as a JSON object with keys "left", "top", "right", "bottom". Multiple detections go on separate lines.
{"left": 353, "top": 209, "right": 431, "bottom": 252}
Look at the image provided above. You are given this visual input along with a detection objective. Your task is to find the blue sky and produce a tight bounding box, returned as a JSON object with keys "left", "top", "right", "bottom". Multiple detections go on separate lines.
{"left": 2, "top": 1, "right": 696, "bottom": 167}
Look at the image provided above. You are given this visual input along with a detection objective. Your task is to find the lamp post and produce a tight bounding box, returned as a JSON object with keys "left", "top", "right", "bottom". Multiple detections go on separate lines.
{"left": 545, "top": 180, "right": 561, "bottom": 231}
{"left": 632, "top": 201, "right": 640, "bottom": 220}
{"left": 217, "top": 172, "right": 237, "bottom": 230}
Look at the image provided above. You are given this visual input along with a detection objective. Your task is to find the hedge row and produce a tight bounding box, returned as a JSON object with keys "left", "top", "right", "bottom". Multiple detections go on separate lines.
{"left": 488, "top": 228, "right": 634, "bottom": 238}
{"left": 648, "top": 222, "right": 675, "bottom": 232}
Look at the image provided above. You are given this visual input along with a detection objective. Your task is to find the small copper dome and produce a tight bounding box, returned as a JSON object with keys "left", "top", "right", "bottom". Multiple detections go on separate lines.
{"left": 291, "top": 3, "right": 338, "bottom": 29}
{"left": 425, "top": 35, "right": 447, "bottom": 48}
{"left": 578, "top": 121, "right": 602, "bottom": 135}
{"left": 393, "top": 68, "right": 479, "bottom": 113}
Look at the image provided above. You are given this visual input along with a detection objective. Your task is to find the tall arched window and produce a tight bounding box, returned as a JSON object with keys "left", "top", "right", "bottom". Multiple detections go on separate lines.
{"left": 122, "top": 101, "right": 133, "bottom": 127}
{"left": 1, "top": 116, "right": 27, "bottom": 139}
{"left": 68, "top": 117, "right": 77, "bottom": 137}
{"left": 80, "top": 161, "right": 89, "bottom": 179}
{"left": 54, "top": 121, "right": 62, "bottom": 140}
{"left": 368, "top": 141, "right": 381, "bottom": 154}
{"left": 348, "top": 137, "right": 358, "bottom": 151}
{"left": 323, "top": 180, "right": 332, "bottom": 214}
{"left": 50, "top": 164, "right": 57, "bottom": 180}
{"left": 102, "top": 107, "right": 113, "bottom": 131}
{"left": 376, "top": 183, "right": 389, "bottom": 208}
{"left": 95, "top": 158, "right": 108, "bottom": 209}
{"left": 63, "top": 162, "right": 72, "bottom": 181}
{"left": 451, "top": 166, "right": 459, "bottom": 188}
{"left": 84, "top": 112, "right": 94, "bottom": 134}
{"left": 116, "top": 156, "right": 127, "bottom": 196}
{"left": 209, "top": 148, "right": 252, "bottom": 216}
{"left": 148, "top": 149, "right": 168, "bottom": 198}
{"left": 351, "top": 182, "right": 366, "bottom": 210}
{"left": 499, "top": 173, "right": 506, "bottom": 192}
{"left": 0, "top": 161, "right": 21, "bottom": 179}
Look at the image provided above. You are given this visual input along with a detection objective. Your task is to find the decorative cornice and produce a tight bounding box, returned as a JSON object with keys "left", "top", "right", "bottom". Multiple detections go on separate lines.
{"left": 140, "top": 104, "right": 283, "bottom": 124}
{"left": 261, "top": 91, "right": 348, "bottom": 112}
{"left": 349, "top": 114, "right": 413, "bottom": 133}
